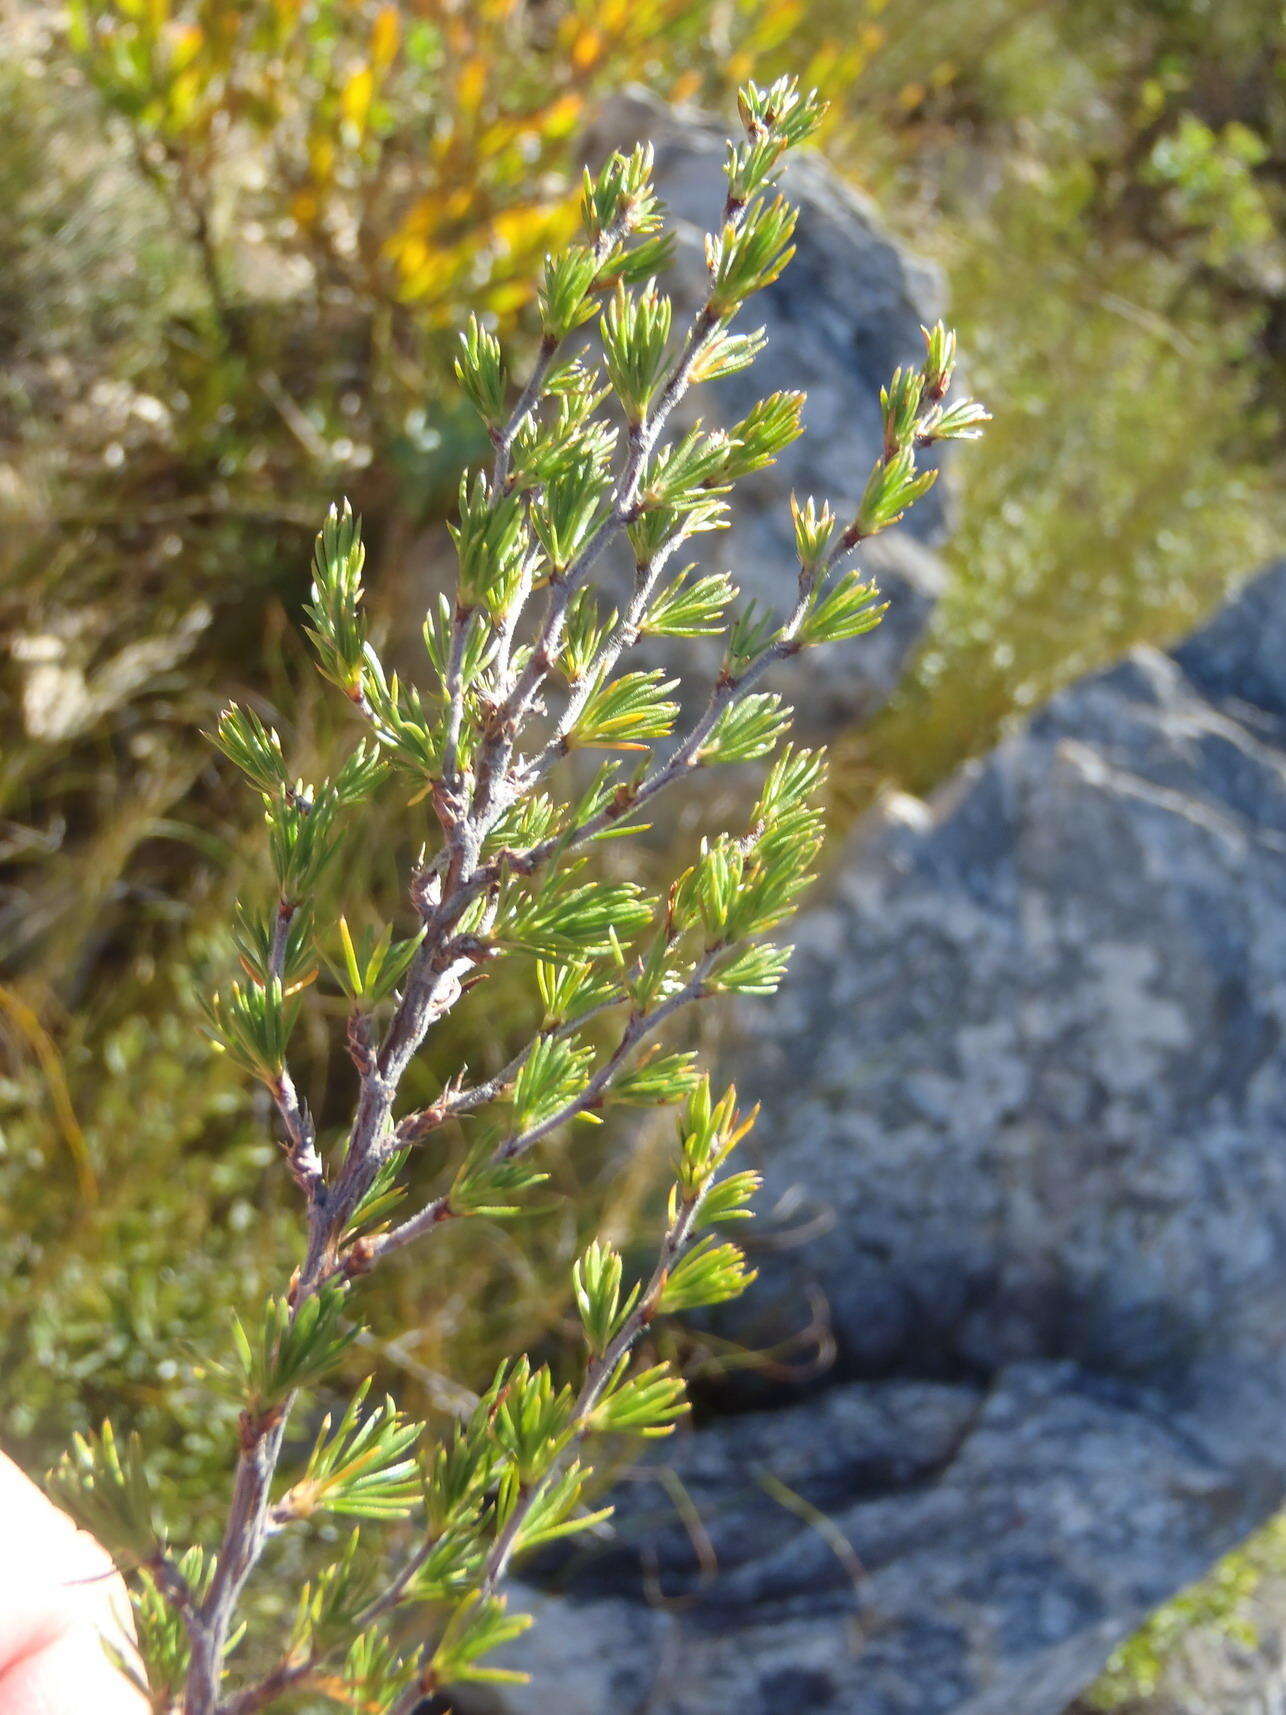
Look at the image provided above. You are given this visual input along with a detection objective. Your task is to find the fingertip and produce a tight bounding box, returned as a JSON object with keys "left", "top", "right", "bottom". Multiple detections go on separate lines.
{"left": 0, "top": 1620, "right": 149, "bottom": 1715}
{"left": 0, "top": 1450, "right": 147, "bottom": 1711}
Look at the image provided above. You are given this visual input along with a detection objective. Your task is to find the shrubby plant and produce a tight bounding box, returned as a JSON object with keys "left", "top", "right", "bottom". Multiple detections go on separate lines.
{"left": 47, "top": 80, "right": 985, "bottom": 1713}
{"left": 67, "top": 0, "right": 700, "bottom": 337}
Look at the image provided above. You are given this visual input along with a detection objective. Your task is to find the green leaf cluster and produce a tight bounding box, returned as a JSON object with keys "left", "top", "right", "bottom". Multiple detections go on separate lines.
{"left": 47, "top": 1419, "right": 163, "bottom": 1564}
{"left": 325, "top": 916, "right": 424, "bottom": 1008}
{"left": 303, "top": 501, "right": 368, "bottom": 700}
{"left": 277, "top": 1379, "right": 421, "bottom": 1522}
{"left": 218, "top": 1286, "right": 360, "bottom": 1423}
{"left": 202, "top": 978, "right": 297, "bottom": 1086}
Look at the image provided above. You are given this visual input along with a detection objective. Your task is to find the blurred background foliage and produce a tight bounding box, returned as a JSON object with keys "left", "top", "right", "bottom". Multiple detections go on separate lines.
{"left": 1, "top": 0, "right": 1283, "bottom": 1685}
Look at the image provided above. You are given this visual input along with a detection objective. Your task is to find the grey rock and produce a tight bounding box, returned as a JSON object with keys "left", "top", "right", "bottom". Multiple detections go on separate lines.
{"left": 738, "top": 573, "right": 1286, "bottom": 1389}
{"left": 470, "top": 561, "right": 1286, "bottom": 1714}
{"left": 1173, "top": 559, "right": 1286, "bottom": 725}
{"left": 1066, "top": 1527, "right": 1286, "bottom": 1715}
{"left": 477, "top": 1367, "right": 1259, "bottom": 1715}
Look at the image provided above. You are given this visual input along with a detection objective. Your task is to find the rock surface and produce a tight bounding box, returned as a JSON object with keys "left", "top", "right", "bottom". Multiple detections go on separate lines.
{"left": 739, "top": 566, "right": 1286, "bottom": 1391}
{"left": 1065, "top": 1518, "right": 1286, "bottom": 1715}
{"left": 471, "top": 561, "right": 1286, "bottom": 1714}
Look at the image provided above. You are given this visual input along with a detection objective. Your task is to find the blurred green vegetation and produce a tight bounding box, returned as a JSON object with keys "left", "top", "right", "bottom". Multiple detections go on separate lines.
{"left": 822, "top": 0, "right": 1284, "bottom": 797}
{"left": 1, "top": 3, "right": 1282, "bottom": 1696}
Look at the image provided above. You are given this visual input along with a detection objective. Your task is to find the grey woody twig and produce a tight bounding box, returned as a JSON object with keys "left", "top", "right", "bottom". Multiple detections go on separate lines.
{"left": 341, "top": 954, "right": 719, "bottom": 1280}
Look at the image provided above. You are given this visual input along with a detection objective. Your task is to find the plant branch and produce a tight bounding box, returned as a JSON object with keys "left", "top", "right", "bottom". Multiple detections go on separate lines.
{"left": 393, "top": 991, "right": 629, "bottom": 1147}
{"left": 341, "top": 956, "right": 716, "bottom": 1278}
{"left": 169, "top": 82, "right": 962, "bottom": 1715}
{"left": 479, "top": 1191, "right": 701, "bottom": 1597}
